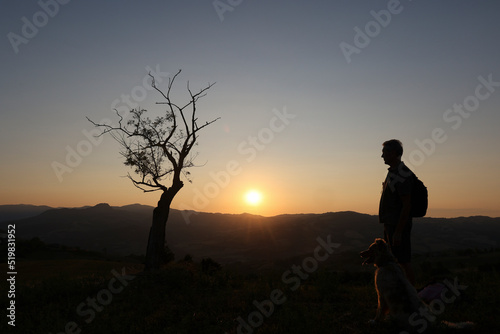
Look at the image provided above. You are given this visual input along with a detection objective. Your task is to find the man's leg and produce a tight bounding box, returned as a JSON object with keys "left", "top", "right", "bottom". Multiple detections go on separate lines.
{"left": 385, "top": 223, "right": 415, "bottom": 285}
{"left": 400, "top": 262, "right": 415, "bottom": 286}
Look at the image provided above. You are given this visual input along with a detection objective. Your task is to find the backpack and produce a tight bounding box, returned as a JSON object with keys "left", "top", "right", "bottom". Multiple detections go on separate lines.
{"left": 411, "top": 174, "right": 428, "bottom": 217}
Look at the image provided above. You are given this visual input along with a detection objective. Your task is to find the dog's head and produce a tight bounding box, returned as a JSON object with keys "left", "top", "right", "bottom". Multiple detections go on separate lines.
{"left": 360, "top": 238, "right": 394, "bottom": 267}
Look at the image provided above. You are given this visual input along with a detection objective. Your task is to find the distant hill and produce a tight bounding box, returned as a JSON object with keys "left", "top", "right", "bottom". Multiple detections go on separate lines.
{"left": 0, "top": 204, "right": 53, "bottom": 222}
{"left": 1, "top": 204, "right": 499, "bottom": 264}
{"left": 0, "top": 203, "right": 149, "bottom": 256}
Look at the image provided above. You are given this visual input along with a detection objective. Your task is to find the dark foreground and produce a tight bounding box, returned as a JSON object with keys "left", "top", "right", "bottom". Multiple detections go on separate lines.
{"left": 1, "top": 247, "right": 499, "bottom": 334}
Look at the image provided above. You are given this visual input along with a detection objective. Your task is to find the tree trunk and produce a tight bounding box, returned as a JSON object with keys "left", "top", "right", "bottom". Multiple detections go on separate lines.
{"left": 144, "top": 199, "right": 170, "bottom": 271}
{"left": 144, "top": 180, "right": 183, "bottom": 271}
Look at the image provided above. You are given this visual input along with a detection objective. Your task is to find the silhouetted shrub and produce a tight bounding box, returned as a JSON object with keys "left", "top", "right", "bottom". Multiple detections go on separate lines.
{"left": 162, "top": 245, "right": 175, "bottom": 264}
{"left": 201, "top": 257, "right": 221, "bottom": 275}
{"left": 182, "top": 254, "right": 193, "bottom": 263}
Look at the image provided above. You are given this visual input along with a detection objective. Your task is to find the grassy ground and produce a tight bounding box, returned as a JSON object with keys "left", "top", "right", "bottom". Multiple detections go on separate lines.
{"left": 1, "top": 248, "right": 499, "bottom": 333}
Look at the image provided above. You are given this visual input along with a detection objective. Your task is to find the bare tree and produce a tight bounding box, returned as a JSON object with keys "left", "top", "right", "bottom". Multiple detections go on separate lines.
{"left": 88, "top": 70, "right": 219, "bottom": 271}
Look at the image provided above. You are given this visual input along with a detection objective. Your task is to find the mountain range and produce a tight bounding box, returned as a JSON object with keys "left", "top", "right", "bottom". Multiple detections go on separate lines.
{"left": 1, "top": 204, "right": 500, "bottom": 265}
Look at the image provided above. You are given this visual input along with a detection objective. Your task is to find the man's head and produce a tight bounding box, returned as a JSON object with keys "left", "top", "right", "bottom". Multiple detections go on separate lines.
{"left": 382, "top": 139, "right": 403, "bottom": 167}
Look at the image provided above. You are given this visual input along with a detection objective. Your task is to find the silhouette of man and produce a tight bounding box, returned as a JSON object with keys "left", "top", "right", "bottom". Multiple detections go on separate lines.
{"left": 379, "top": 139, "right": 415, "bottom": 285}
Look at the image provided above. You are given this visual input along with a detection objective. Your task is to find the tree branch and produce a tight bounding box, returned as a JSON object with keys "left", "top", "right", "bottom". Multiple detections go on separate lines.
{"left": 88, "top": 70, "right": 219, "bottom": 192}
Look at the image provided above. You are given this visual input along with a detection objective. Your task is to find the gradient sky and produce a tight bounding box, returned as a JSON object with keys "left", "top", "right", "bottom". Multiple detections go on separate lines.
{"left": 1, "top": 0, "right": 499, "bottom": 218}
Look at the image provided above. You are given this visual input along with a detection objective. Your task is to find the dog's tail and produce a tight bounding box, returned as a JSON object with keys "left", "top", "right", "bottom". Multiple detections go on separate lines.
{"left": 441, "top": 320, "right": 475, "bottom": 330}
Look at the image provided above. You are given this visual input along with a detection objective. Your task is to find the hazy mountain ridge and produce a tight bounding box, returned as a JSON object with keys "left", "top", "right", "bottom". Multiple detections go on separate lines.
{"left": 0, "top": 204, "right": 53, "bottom": 222}
{"left": 1, "top": 204, "right": 499, "bottom": 264}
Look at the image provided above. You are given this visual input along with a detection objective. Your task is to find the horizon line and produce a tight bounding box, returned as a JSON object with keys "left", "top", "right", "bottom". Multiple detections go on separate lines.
{"left": 0, "top": 202, "right": 498, "bottom": 220}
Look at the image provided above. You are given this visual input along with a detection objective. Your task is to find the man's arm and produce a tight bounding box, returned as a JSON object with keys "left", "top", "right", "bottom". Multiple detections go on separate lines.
{"left": 393, "top": 193, "right": 411, "bottom": 246}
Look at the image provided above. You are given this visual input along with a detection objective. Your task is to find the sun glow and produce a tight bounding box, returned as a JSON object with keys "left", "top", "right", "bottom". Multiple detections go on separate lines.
{"left": 244, "top": 190, "right": 262, "bottom": 206}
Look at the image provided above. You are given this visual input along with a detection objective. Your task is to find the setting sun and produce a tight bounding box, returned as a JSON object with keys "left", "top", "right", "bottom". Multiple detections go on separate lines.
{"left": 244, "top": 190, "right": 263, "bottom": 206}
